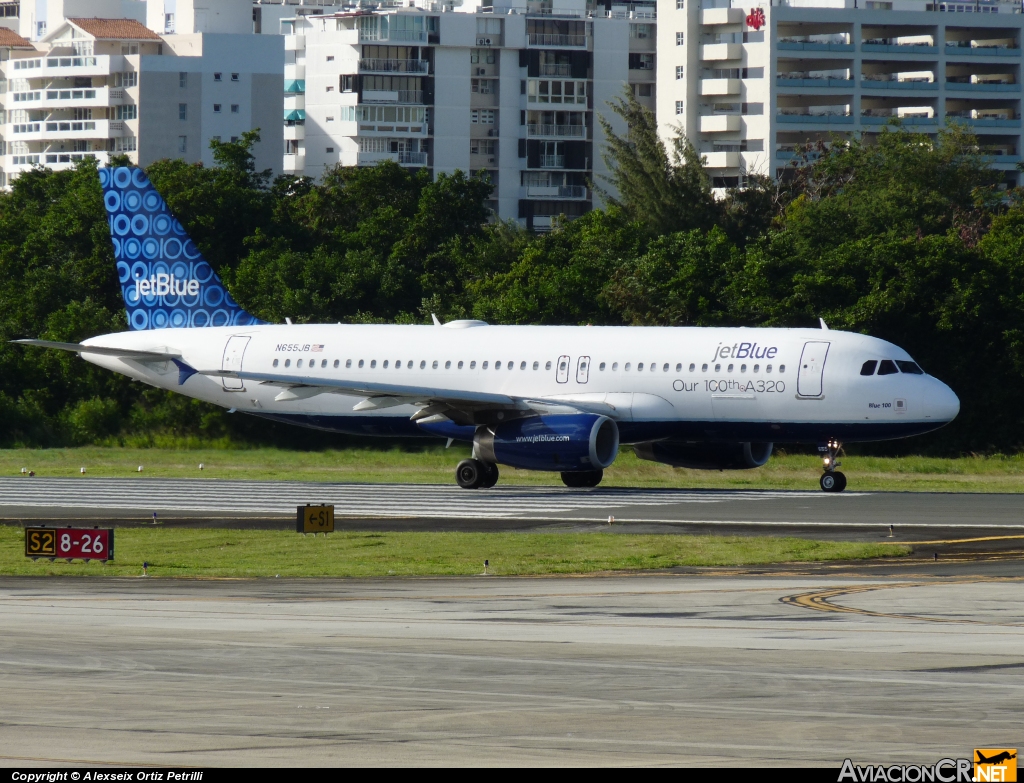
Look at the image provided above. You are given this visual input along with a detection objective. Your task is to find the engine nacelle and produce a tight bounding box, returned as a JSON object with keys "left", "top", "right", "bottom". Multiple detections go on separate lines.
{"left": 474, "top": 414, "right": 620, "bottom": 472}
{"left": 634, "top": 440, "right": 773, "bottom": 470}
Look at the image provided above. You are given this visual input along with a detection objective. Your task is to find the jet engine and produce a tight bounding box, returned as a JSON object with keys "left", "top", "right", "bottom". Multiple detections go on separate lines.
{"left": 633, "top": 440, "right": 773, "bottom": 470}
{"left": 474, "top": 414, "right": 620, "bottom": 472}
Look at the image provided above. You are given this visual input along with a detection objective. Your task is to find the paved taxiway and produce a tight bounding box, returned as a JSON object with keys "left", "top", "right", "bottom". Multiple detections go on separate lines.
{"left": 2, "top": 477, "right": 1023, "bottom": 543}
{"left": 1, "top": 568, "right": 1022, "bottom": 766}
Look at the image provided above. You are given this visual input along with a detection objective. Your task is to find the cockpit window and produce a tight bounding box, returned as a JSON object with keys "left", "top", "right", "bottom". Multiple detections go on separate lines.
{"left": 860, "top": 360, "right": 877, "bottom": 376}
{"left": 896, "top": 360, "right": 924, "bottom": 375}
{"left": 877, "top": 360, "right": 899, "bottom": 376}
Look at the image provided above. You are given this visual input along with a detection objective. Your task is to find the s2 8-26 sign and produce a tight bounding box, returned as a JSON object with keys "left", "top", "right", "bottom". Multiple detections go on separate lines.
{"left": 25, "top": 527, "right": 114, "bottom": 562}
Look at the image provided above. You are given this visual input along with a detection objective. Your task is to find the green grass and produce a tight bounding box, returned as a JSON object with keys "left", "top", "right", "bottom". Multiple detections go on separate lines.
{"left": 3, "top": 446, "right": 1024, "bottom": 492}
{"left": 0, "top": 526, "right": 909, "bottom": 578}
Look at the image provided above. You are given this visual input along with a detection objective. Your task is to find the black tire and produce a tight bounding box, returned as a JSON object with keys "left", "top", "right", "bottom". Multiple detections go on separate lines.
{"left": 456, "top": 459, "right": 484, "bottom": 489}
{"left": 820, "top": 472, "right": 837, "bottom": 492}
{"left": 561, "top": 470, "right": 603, "bottom": 488}
{"left": 833, "top": 471, "right": 847, "bottom": 492}
{"left": 481, "top": 462, "right": 500, "bottom": 488}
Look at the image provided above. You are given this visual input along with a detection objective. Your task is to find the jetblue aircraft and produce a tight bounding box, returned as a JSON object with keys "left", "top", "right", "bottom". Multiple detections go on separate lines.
{"left": 16, "top": 167, "right": 960, "bottom": 492}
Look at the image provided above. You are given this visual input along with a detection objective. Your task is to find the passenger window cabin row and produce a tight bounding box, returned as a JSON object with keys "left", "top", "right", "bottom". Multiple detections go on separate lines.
{"left": 269, "top": 357, "right": 787, "bottom": 374}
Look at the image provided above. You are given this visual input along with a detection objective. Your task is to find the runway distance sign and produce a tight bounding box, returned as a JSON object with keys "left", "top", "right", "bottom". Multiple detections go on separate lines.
{"left": 297, "top": 504, "right": 335, "bottom": 534}
{"left": 25, "top": 526, "right": 114, "bottom": 561}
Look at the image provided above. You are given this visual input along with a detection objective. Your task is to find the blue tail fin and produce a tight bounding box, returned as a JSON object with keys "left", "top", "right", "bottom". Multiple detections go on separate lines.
{"left": 100, "top": 166, "right": 264, "bottom": 330}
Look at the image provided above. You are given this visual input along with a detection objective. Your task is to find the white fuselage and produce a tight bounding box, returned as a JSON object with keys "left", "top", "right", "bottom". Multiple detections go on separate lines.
{"left": 80, "top": 323, "right": 960, "bottom": 445}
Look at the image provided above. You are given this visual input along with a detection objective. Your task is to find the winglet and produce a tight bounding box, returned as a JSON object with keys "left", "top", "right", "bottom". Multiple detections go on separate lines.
{"left": 819, "top": 318, "right": 829, "bottom": 331}
{"left": 431, "top": 313, "right": 442, "bottom": 326}
{"left": 171, "top": 358, "right": 199, "bottom": 386}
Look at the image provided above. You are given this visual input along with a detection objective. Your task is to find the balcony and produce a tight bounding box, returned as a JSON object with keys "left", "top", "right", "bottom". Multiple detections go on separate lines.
{"left": 776, "top": 77, "right": 855, "bottom": 88}
{"left": 702, "top": 151, "right": 740, "bottom": 169}
{"left": 946, "top": 114, "right": 1021, "bottom": 128}
{"left": 701, "top": 8, "right": 744, "bottom": 25}
{"left": 944, "top": 44, "right": 1021, "bottom": 57}
{"left": 526, "top": 185, "right": 587, "bottom": 198}
{"left": 777, "top": 113, "right": 854, "bottom": 125}
{"left": 778, "top": 41, "right": 855, "bottom": 53}
{"left": 359, "top": 58, "right": 429, "bottom": 74}
{"left": 700, "top": 114, "right": 741, "bottom": 133}
{"left": 362, "top": 90, "right": 425, "bottom": 104}
{"left": 539, "top": 63, "right": 573, "bottom": 76}
{"left": 284, "top": 63, "right": 305, "bottom": 81}
{"left": 283, "top": 153, "right": 305, "bottom": 172}
{"left": 361, "top": 30, "right": 428, "bottom": 43}
{"left": 38, "top": 54, "right": 116, "bottom": 77}
{"left": 284, "top": 35, "right": 305, "bottom": 51}
{"left": 9, "top": 87, "right": 124, "bottom": 109}
{"left": 539, "top": 154, "right": 565, "bottom": 168}
{"left": 860, "top": 114, "right": 936, "bottom": 125}
{"left": 860, "top": 79, "right": 938, "bottom": 91}
{"left": 945, "top": 81, "right": 1020, "bottom": 92}
{"left": 700, "top": 44, "right": 742, "bottom": 61}
{"left": 527, "top": 124, "right": 585, "bottom": 137}
{"left": 700, "top": 78, "right": 741, "bottom": 96}
{"left": 399, "top": 151, "right": 427, "bottom": 165}
{"left": 284, "top": 94, "right": 305, "bottom": 112}
{"left": 284, "top": 123, "right": 305, "bottom": 141}
{"left": 11, "top": 119, "right": 126, "bottom": 141}
{"left": 528, "top": 34, "right": 587, "bottom": 47}
{"left": 861, "top": 43, "right": 937, "bottom": 54}
{"left": 357, "top": 150, "right": 427, "bottom": 166}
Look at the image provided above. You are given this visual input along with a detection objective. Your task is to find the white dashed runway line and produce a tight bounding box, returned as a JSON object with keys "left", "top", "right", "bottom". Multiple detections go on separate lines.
{"left": 0, "top": 477, "right": 834, "bottom": 521}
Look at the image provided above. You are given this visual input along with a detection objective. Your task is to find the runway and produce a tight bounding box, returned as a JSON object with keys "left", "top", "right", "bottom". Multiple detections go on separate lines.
{"left": 2, "top": 477, "right": 1023, "bottom": 543}
{"left": 1, "top": 569, "right": 1022, "bottom": 766}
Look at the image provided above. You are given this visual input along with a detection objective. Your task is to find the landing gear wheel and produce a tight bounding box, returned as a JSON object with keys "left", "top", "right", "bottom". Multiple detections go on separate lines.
{"left": 456, "top": 459, "right": 484, "bottom": 489}
{"left": 560, "top": 469, "right": 603, "bottom": 488}
{"left": 818, "top": 439, "right": 847, "bottom": 493}
{"left": 481, "top": 462, "right": 499, "bottom": 488}
{"left": 833, "top": 471, "right": 847, "bottom": 492}
{"left": 820, "top": 472, "right": 837, "bottom": 492}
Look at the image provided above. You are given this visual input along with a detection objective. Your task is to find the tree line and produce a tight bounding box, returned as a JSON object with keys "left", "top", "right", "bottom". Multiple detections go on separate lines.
{"left": 2, "top": 96, "right": 1024, "bottom": 454}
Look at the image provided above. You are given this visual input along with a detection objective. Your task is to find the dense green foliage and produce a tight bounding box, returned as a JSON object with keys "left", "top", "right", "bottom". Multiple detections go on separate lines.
{"left": 2, "top": 110, "right": 1023, "bottom": 453}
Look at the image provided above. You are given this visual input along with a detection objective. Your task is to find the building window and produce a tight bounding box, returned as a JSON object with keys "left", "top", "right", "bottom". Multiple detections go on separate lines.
{"left": 179, "top": 103, "right": 187, "bottom": 121}
{"left": 326, "top": 147, "right": 335, "bottom": 153}
{"left": 178, "top": 136, "right": 187, "bottom": 153}
{"left": 629, "top": 23, "right": 653, "bottom": 38}
{"left": 635, "top": 83, "right": 652, "bottom": 97}
{"left": 326, "top": 55, "right": 334, "bottom": 61}
{"left": 231, "top": 73, "right": 239, "bottom": 81}
{"left": 213, "top": 104, "right": 222, "bottom": 113}
{"left": 341, "top": 75, "right": 354, "bottom": 92}
{"left": 676, "top": 65, "right": 685, "bottom": 80}
{"left": 214, "top": 73, "right": 222, "bottom": 82}
{"left": 121, "top": 43, "right": 139, "bottom": 55}
{"left": 116, "top": 105, "right": 138, "bottom": 120}
{"left": 471, "top": 139, "right": 496, "bottom": 155}
{"left": 676, "top": 0, "right": 684, "bottom": 7}
{"left": 326, "top": 116, "right": 335, "bottom": 122}
{"left": 676, "top": 32, "right": 684, "bottom": 45}
{"left": 179, "top": 72, "right": 187, "bottom": 88}
{"left": 230, "top": 136, "right": 238, "bottom": 143}
{"left": 471, "top": 109, "right": 495, "bottom": 124}
{"left": 114, "top": 72, "right": 138, "bottom": 88}
{"left": 741, "top": 102, "right": 764, "bottom": 115}
{"left": 675, "top": 100, "right": 685, "bottom": 115}
{"left": 326, "top": 85, "right": 335, "bottom": 92}
{"left": 231, "top": 104, "right": 239, "bottom": 113}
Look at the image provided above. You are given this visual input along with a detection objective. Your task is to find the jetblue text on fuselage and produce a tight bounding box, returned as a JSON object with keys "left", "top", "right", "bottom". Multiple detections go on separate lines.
{"left": 134, "top": 273, "right": 200, "bottom": 297}
{"left": 713, "top": 342, "right": 778, "bottom": 361}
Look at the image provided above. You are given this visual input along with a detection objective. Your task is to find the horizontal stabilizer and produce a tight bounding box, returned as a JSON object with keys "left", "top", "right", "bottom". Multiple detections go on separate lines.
{"left": 12, "top": 339, "right": 180, "bottom": 361}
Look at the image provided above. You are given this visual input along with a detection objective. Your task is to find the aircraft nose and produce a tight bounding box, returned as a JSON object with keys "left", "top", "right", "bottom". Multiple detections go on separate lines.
{"left": 930, "top": 379, "right": 960, "bottom": 422}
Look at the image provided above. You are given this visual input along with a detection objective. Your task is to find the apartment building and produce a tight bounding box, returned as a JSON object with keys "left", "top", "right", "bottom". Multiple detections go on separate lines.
{"left": 658, "top": 0, "right": 1022, "bottom": 191}
{"left": 283, "top": 0, "right": 657, "bottom": 229}
{"left": 0, "top": 9, "right": 284, "bottom": 187}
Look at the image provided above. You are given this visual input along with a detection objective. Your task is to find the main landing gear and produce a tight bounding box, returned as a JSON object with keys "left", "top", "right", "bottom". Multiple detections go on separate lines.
{"left": 455, "top": 459, "right": 499, "bottom": 489}
{"left": 818, "top": 439, "right": 847, "bottom": 493}
{"left": 561, "top": 470, "right": 604, "bottom": 488}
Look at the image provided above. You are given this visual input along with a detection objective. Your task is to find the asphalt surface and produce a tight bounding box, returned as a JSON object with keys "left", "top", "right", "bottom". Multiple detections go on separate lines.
{"left": 1, "top": 477, "right": 1023, "bottom": 545}
{"left": 1, "top": 567, "right": 1022, "bottom": 766}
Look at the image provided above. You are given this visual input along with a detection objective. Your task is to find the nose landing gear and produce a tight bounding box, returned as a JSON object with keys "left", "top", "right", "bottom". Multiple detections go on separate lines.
{"left": 818, "top": 440, "right": 847, "bottom": 492}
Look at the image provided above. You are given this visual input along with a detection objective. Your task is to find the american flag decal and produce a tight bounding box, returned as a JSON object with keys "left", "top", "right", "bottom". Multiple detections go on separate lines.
{"left": 311, "top": 344, "right": 324, "bottom": 352}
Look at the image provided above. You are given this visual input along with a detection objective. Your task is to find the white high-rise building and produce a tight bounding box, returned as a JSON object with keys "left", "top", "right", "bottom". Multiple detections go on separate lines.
{"left": 0, "top": 2, "right": 284, "bottom": 187}
{"left": 282, "top": 0, "right": 657, "bottom": 229}
{"left": 658, "top": 0, "right": 1022, "bottom": 191}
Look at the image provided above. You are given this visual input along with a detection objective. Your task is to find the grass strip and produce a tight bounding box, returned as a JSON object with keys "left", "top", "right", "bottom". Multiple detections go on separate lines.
{"left": 3, "top": 447, "right": 1024, "bottom": 492}
{"left": 0, "top": 526, "right": 909, "bottom": 578}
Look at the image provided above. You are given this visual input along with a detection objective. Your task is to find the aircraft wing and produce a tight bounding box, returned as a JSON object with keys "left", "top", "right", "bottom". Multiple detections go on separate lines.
{"left": 12, "top": 339, "right": 181, "bottom": 360}
{"left": 202, "top": 369, "right": 620, "bottom": 424}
